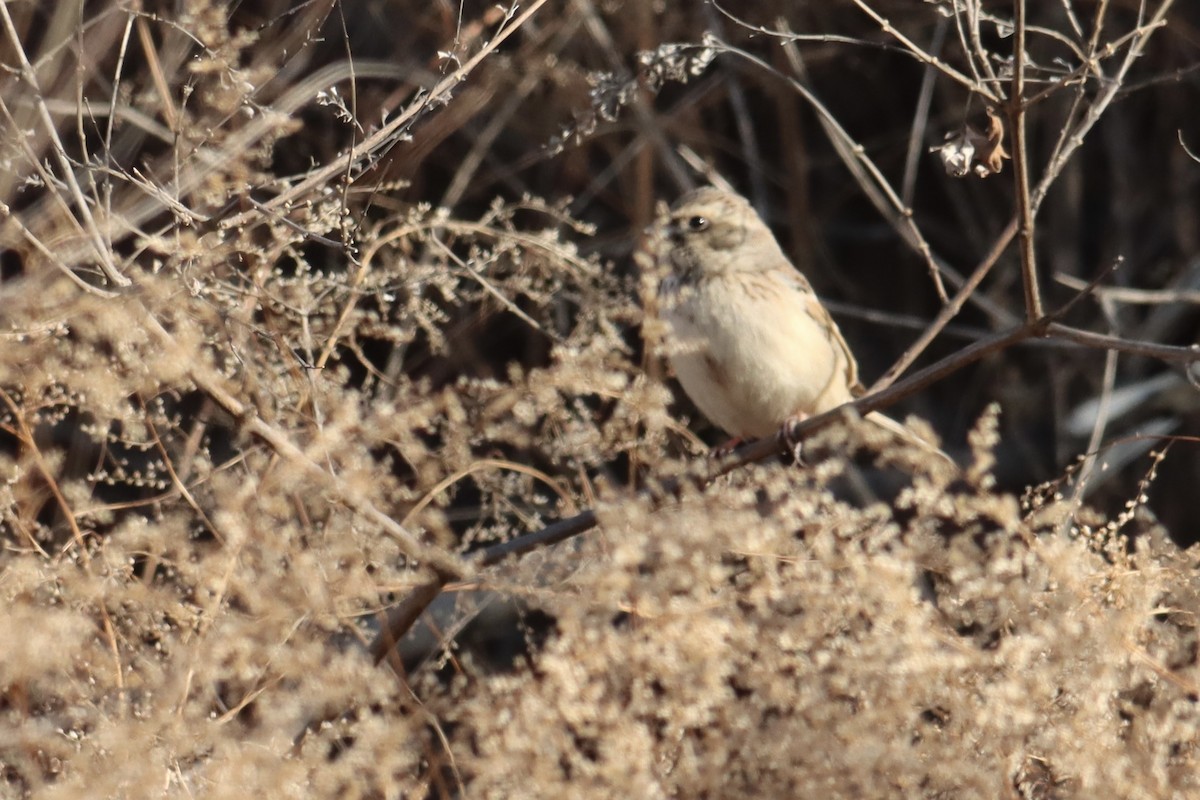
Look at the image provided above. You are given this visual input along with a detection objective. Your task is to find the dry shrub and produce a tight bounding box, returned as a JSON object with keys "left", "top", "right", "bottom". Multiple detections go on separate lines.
{"left": 447, "top": 423, "right": 1200, "bottom": 799}
{"left": 0, "top": 1, "right": 1198, "bottom": 798}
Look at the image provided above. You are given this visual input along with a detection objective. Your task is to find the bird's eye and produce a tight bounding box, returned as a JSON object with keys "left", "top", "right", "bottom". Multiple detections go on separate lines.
{"left": 685, "top": 215, "right": 709, "bottom": 232}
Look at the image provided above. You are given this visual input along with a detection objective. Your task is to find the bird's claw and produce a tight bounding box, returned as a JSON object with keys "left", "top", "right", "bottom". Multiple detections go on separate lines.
{"left": 710, "top": 437, "right": 744, "bottom": 458}
{"left": 780, "top": 416, "right": 807, "bottom": 465}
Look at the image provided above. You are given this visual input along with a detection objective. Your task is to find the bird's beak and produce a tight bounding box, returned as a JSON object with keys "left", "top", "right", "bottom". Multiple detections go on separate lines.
{"left": 661, "top": 219, "right": 684, "bottom": 242}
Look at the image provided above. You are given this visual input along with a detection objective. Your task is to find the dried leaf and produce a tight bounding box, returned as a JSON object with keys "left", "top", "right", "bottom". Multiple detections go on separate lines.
{"left": 931, "top": 107, "right": 1010, "bottom": 178}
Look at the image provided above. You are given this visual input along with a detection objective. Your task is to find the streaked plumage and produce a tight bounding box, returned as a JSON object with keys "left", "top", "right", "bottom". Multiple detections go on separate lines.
{"left": 652, "top": 186, "right": 944, "bottom": 457}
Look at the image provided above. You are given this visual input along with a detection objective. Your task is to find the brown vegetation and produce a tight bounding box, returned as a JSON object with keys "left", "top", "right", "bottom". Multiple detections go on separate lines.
{"left": 1, "top": 1, "right": 1198, "bottom": 797}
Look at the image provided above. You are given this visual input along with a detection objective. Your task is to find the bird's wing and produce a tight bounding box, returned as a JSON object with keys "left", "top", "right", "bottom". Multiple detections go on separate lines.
{"left": 786, "top": 270, "right": 863, "bottom": 396}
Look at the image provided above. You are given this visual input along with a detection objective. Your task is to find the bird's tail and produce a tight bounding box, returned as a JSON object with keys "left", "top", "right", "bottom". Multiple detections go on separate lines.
{"left": 865, "top": 411, "right": 956, "bottom": 468}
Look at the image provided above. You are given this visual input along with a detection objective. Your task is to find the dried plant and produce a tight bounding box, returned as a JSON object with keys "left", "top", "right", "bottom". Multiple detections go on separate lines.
{"left": 0, "top": 1, "right": 1198, "bottom": 797}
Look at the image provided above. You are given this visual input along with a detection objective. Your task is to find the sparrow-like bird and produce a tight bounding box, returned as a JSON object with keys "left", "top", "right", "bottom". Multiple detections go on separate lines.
{"left": 652, "top": 186, "right": 945, "bottom": 458}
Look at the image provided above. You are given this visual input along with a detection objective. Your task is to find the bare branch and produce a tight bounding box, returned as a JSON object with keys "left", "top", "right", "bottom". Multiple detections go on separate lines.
{"left": 1010, "top": 0, "right": 1044, "bottom": 320}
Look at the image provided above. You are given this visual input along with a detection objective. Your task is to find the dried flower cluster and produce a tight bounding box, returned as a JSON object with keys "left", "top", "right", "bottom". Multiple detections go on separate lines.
{"left": 0, "top": 1, "right": 1196, "bottom": 798}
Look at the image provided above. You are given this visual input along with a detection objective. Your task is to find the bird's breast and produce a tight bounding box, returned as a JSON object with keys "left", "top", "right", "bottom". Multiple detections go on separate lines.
{"left": 662, "top": 270, "right": 851, "bottom": 438}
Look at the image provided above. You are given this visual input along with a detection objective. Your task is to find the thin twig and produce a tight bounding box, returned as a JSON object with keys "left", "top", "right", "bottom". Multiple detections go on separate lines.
{"left": 1010, "top": 0, "right": 1044, "bottom": 320}
{"left": 765, "top": 34, "right": 951, "bottom": 303}
{"left": 0, "top": 2, "right": 127, "bottom": 286}
{"left": 1069, "top": 346, "right": 1120, "bottom": 506}
{"left": 220, "top": 0, "right": 552, "bottom": 231}
{"left": 1030, "top": 0, "right": 1174, "bottom": 215}
{"left": 849, "top": 0, "right": 1000, "bottom": 103}
{"left": 136, "top": 303, "right": 469, "bottom": 583}
{"left": 873, "top": 217, "right": 1018, "bottom": 392}
{"left": 901, "top": 17, "right": 948, "bottom": 209}
{"left": 965, "top": 0, "right": 1003, "bottom": 96}
{"left": 0, "top": 388, "right": 92, "bottom": 563}
{"left": 1054, "top": 273, "right": 1200, "bottom": 306}
{"left": 369, "top": 507, "right": 598, "bottom": 663}
{"left": 1045, "top": 323, "right": 1200, "bottom": 363}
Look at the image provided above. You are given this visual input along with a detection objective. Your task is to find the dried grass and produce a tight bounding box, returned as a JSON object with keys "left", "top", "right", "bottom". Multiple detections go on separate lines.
{"left": 1, "top": 1, "right": 1198, "bottom": 797}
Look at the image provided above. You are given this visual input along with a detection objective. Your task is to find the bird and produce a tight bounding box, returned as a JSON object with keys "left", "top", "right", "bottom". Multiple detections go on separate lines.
{"left": 651, "top": 185, "right": 947, "bottom": 460}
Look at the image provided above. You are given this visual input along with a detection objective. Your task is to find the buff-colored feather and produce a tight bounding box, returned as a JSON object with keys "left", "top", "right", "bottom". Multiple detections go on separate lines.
{"left": 652, "top": 186, "right": 948, "bottom": 462}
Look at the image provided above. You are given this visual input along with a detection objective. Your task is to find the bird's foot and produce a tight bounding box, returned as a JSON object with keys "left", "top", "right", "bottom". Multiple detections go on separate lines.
{"left": 780, "top": 414, "right": 809, "bottom": 465}
{"left": 710, "top": 437, "right": 744, "bottom": 458}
